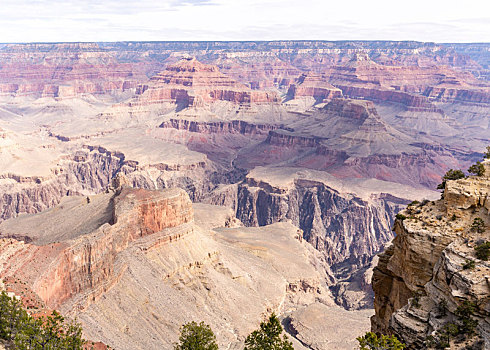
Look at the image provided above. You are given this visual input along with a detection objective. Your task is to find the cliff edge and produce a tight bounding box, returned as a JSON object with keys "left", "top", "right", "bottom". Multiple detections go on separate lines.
{"left": 371, "top": 160, "right": 490, "bottom": 349}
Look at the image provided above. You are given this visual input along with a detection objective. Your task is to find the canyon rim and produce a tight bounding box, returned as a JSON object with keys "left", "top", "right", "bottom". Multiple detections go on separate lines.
{"left": 0, "top": 1, "right": 489, "bottom": 349}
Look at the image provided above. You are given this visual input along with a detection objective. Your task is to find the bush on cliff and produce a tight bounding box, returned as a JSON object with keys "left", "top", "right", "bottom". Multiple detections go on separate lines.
{"left": 475, "top": 241, "right": 490, "bottom": 260}
{"left": 468, "top": 161, "right": 485, "bottom": 177}
{"left": 395, "top": 213, "right": 407, "bottom": 221}
{"left": 455, "top": 301, "right": 479, "bottom": 335}
{"left": 484, "top": 146, "right": 490, "bottom": 159}
{"left": 357, "top": 332, "right": 405, "bottom": 350}
{"left": 436, "top": 169, "right": 465, "bottom": 190}
{"left": 0, "top": 291, "right": 86, "bottom": 349}
{"left": 244, "top": 313, "right": 293, "bottom": 350}
{"left": 174, "top": 321, "right": 218, "bottom": 350}
{"left": 471, "top": 218, "right": 486, "bottom": 234}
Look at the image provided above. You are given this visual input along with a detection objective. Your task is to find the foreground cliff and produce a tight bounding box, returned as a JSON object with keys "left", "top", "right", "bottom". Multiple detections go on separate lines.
{"left": 371, "top": 160, "right": 490, "bottom": 349}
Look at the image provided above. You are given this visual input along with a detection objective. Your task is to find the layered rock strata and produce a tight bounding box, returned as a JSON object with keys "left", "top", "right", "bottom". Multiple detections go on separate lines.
{"left": 0, "top": 43, "right": 145, "bottom": 97}
{"left": 0, "top": 187, "right": 193, "bottom": 309}
{"left": 160, "top": 118, "right": 277, "bottom": 136}
{"left": 131, "top": 57, "right": 280, "bottom": 107}
{"left": 287, "top": 73, "right": 343, "bottom": 102}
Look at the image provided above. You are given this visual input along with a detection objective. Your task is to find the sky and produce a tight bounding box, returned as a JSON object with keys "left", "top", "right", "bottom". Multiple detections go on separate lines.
{"left": 1, "top": 0, "right": 489, "bottom": 43}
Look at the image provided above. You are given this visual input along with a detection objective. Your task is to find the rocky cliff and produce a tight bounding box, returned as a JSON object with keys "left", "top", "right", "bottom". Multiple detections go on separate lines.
{"left": 371, "top": 160, "right": 490, "bottom": 349}
{"left": 221, "top": 167, "right": 440, "bottom": 309}
{"left": 160, "top": 118, "right": 277, "bottom": 136}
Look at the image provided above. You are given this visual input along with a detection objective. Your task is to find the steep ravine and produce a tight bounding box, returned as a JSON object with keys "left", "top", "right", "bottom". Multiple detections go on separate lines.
{"left": 229, "top": 178, "right": 409, "bottom": 309}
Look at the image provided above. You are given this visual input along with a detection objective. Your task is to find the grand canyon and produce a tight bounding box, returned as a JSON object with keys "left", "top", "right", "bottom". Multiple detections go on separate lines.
{"left": 0, "top": 40, "right": 488, "bottom": 349}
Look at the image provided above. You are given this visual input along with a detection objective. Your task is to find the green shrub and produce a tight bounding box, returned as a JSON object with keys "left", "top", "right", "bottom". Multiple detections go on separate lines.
{"left": 468, "top": 162, "right": 485, "bottom": 177}
{"left": 0, "top": 291, "right": 86, "bottom": 350}
{"left": 396, "top": 214, "right": 407, "bottom": 221}
{"left": 455, "top": 301, "right": 478, "bottom": 334}
{"left": 471, "top": 218, "right": 485, "bottom": 234}
{"left": 357, "top": 332, "right": 405, "bottom": 350}
{"left": 174, "top": 321, "right": 218, "bottom": 350}
{"left": 484, "top": 146, "right": 490, "bottom": 159}
{"left": 462, "top": 259, "right": 475, "bottom": 270}
{"left": 437, "top": 169, "right": 466, "bottom": 190}
{"left": 436, "top": 299, "right": 447, "bottom": 317}
{"left": 475, "top": 241, "right": 490, "bottom": 260}
{"left": 244, "top": 313, "right": 293, "bottom": 350}
{"left": 411, "top": 293, "right": 421, "bottom": 308}
{"left": 442, "top": 322, "right": 459, "bottom": 337}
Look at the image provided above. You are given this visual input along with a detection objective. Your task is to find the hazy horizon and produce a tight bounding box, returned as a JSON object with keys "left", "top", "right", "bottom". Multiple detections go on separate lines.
{"left": 1, "top": 39, "right": 489, "bottom": 44}
{"left": 1, "top": 0, "right": 489, "bottom": 43}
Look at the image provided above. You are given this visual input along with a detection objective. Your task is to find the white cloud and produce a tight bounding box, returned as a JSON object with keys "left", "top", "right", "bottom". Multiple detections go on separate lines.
{"left": 0, "top": 0, "right": 489, "bottom": 42}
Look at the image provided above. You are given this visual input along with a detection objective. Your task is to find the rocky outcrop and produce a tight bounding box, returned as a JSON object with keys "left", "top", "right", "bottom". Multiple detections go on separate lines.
{"left": 0, "top": 187, "right": 362, "bottom": 349}
{"left": 338, "top": 85, "right": 443, "bottom": 113}
{"left": 326, "top": 53, "right": 482, "bottom": 93}
{"left": 371, "top": 160, "right": 490, "bottom": 349}
{"left": 423, "top": 85, "right": 490, "bottom": 106}
{"left": 0, "top": 149, "right": 124, "bottom": 221}
{"left": 213, "top": 55, "right": 302, "bottom": 90}
{"left": 265, "top": 131, "right": 321, "bottom": 147}
{"left": 0, "top": 143, "right": 218, "bottom": 222}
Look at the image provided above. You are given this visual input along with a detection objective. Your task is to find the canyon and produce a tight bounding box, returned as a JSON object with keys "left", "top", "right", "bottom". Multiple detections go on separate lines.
{"left": 0, "top": 40, "right": 488, "bottom": 349}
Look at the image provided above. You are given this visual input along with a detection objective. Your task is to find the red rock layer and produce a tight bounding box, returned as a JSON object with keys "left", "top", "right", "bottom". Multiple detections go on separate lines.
{"left": 213, "top": 56, "right": 302, "bottom": 90}
{"left": 323, "top": 53, "right": 488, "bottom": 110}
{"left": 266, "top": 131, "right": 321, "bottom": 148}
{"left": 423, "top": 84, "right": 490, "bottom": 105}
{"left": 132, "top": 57, "right": 280, "bottom": 107}
{"left": 0, "top": 188, "right": 193, "bottom": 309}
{"left": 287, "top": 73, "right": 343, "bottom": 101}
{"left": 326, "top": 53, "right": 481, "bottom": 92}
{"left": 0, "top": 43, "right": 145, "bottom": 97}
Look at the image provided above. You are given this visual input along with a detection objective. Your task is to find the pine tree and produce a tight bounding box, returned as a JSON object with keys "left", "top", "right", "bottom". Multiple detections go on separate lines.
{"left": 244, "top": 313, "right": 293, "bottom": 350}
{"left": 174, "top": 321, "right": 218, "bottom": 350}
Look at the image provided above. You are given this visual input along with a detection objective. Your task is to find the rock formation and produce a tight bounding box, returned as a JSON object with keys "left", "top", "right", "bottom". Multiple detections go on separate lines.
{"left": 0, "top": 187, "right": 372, "bottom": 349}
{"left": 131, "top": 57, "right": 280, "bottom": 108}
{"left": 213, "top": 55, "right": 302, "bottom": 90}
{"left": 371, "top": 160, "right": 490, "bottom": 349}
{"left": 324, "top": 53, "right": 489, "bottom": 112}
{"left": 225, "top": 166, "right": 439, "bottom": 309}
{"left": 287, "top": 73, "right": 343, "bottom": 103}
